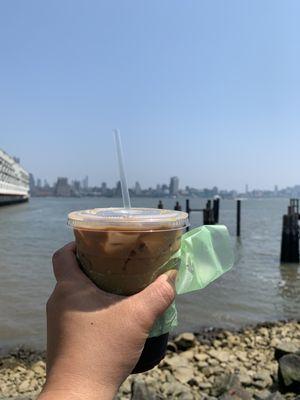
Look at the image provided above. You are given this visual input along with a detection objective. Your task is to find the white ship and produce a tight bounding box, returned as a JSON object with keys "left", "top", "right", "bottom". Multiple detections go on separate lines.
{"left": 0, "top": 149, "right": 29, "bottom": 206}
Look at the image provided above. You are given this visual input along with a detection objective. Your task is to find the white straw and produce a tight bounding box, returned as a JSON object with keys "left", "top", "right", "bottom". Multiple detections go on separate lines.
{"left": 113, "top": 129, "right": 131, "bottom": 209}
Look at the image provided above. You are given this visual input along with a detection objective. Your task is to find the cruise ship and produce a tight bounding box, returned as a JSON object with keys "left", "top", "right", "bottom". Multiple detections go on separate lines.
{"left": 0, "top": 149, "right": 30, "bottom": 206}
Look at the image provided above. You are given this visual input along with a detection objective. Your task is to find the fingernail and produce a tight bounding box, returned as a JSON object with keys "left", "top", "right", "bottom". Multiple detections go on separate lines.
{"left": 165, "top": 269, "right": 178, "bottom": 287}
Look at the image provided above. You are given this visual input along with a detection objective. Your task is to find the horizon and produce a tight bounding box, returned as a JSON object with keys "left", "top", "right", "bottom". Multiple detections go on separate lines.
{"left": 1, "top": 1, "right": 300, "bottom": 192}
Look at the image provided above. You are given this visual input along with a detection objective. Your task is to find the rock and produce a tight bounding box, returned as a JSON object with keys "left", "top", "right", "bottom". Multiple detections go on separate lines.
{"left": 164, "top": 381, "right": 194, "bottom": 399}
{"left": 174, "top": 333, "right": 196, "bottom": 350}
{"left": 119, "top": 377, "right": 132, "bottom": 394}
{"left": 275, "top": 341, "right": 300, "bottom": 361}
{"left": 198, "top": 381, "right": 212, "bottom": 389}
{"left": 181, "top": 350, "right": 195, "bottom": 361}
{"left": 31, "top": 361, "right": 45, "bottom": 376}
{"left": 210, "top": 373, "right": 241, "bottom": 397}
{"left": 252, "top": 372, "right": 272, "bottom": 389}
{"left": 265, "top": 392, "right": 285, "bottom": 400}
{"left": 253, "top": 389, "right": 272, "bottom": 399}
{"left": 235, "top": 351, "right": 248, "bottom": 363}
{"left": 173, "top": 365, "right": 194, "bottom": 384}
{"left": 258, "top": 328, "right": 270, "bottom": 337}
{"left": 131, "top": 378, "right": 158, "bottom": 400}
{"left": 194, "top": 353, "right": 209, "bottom": 362}
{"left": 208, "top": 349, "right": 230, "bottom": 363}
{"left": 219, "top": 386, "right": 252, "bottom": 400}
{"left": 17, "top": 380, "right": 31, "bottom": 393}
{"left": 278, "top": 353, "right": 300, "bottom": 393}
{"left": 164, "top": 353, "right": 189, "bottom": 369}
{"left": 239, "top": 373, "right": 252, "bottom": 386}
{"left": 167, "top": 341, "right": 178, "bottom": 352}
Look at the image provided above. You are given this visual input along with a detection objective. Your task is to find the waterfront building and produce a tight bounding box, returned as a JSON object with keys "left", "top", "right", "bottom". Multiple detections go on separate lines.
{"left": 134, "top": 181, "right": 142, "bottom": 196}
{"left": 0, "top": 149, "right": 29, "bottom": 205}
{"left": 82, "top": 175, "right": 89, "bottom": 190}
{"left": 54, "top": 177, "right": 72, "bottom": 197}
{"left": 169, "top": 176, "right": 179, "bottom": 196}
{"left": 101, "top": 182, "right": 107, "bottom": 195}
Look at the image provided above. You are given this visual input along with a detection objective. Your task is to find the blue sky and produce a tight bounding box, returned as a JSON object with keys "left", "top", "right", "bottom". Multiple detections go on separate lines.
{"left": 0, "top": 0, "right": 299, "bottom": 191}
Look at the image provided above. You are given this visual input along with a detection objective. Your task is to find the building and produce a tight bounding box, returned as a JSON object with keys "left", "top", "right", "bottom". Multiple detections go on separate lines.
{"left": 115, "top": 181, "right": 122, "bottom": 196}
{"left": 169, "top": 176, "right": 179, "bottom": 196}
{"left": 29, "top": 173, "right": 35, "bottom": 193}
{"left": 101, "top": 182, "right": 107, "bottom": 195}
{"left": 134, "top": 181, "right": 142, "bottom": 196}
{"left": 82, "top": 175, "right": 89, "bottom": 191}
{"left": 54, "top": 177, "right": 72, "bottom": 197}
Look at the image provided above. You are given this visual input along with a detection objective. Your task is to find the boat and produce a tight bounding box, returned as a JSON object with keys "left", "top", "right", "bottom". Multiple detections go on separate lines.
{"left": 0, "top": 149, "right": 29, "bottom": 206}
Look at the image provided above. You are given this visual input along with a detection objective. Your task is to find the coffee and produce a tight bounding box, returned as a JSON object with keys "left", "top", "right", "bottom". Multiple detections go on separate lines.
{"left": 68, "top": 207, "right": 189, "bottom": 371}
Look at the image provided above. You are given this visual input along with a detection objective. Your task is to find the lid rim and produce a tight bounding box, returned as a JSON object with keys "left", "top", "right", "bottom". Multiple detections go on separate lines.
{"left": 68, "top": 207, "right": 189, "bottom": 230}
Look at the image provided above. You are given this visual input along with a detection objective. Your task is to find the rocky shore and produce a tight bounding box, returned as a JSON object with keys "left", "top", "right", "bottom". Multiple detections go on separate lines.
{"left": 0, "top": 320, "right": 299, "bottom": 400}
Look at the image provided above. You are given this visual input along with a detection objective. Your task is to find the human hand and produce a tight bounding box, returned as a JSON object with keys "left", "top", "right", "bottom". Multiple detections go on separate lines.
{"left": 39, "top": 242, "right": 176, "bottom": 400}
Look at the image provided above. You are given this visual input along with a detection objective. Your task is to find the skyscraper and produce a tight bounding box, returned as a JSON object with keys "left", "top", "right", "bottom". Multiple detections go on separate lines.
{"left": 29, "top": 173, "right": 35, "bottom": 192}
{"left": 101, "top": 182, "right": 107, "bottom": 195}
{"left": 54, "top": 177, "right": 72, "bottom": 197}
{"left": 134, "top": 181, "right": 142, "bottom": 196}
{"left": 82, "top": 176, "right": 89, "bottom": 190}
{"left": 169, "top": 176, "right": 179, "bottom": 196}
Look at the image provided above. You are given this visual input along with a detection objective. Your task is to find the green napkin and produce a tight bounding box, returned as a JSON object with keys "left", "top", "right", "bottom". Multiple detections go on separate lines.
{"left": 150, "top": 225, "right": 234, "bottom": 337}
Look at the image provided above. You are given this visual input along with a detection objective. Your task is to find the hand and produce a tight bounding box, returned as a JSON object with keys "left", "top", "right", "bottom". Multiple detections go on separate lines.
{"left": 39, "top": 242, "right": 176, "bottom": 400}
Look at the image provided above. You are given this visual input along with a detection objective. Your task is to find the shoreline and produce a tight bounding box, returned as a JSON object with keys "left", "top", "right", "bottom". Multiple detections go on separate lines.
{"left": 0, "top": 320, "right": 299, "bottom": 399}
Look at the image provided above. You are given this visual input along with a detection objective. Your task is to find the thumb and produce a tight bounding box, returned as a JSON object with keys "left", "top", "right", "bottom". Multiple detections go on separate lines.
{"left": 132, "top": 270, "right": 177, "bottom": 330}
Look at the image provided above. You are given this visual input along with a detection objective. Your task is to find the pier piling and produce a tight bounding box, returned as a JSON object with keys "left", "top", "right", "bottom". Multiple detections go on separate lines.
{"left": 157, "top": 200, "right": 164, "bottom": 209}
{"left": 174, "top": 201, "right": 182, "bottom": 211}
{"left": 213, "top": 198, "right": 220, "bottom": 224}
{"left": 280, "top": 199, "right": 299, "bottom": 263}
{"left": 237, "top": 199, "right": 241, "bottom": 237}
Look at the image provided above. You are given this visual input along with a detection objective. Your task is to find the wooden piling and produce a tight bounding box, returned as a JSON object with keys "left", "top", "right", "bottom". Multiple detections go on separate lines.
{"left": 213, "top": 198, "right": 220, "bottom": 224}
{"left": 203, "top": 200, "right": 215, "bottom": 225}
{"left": 280, "top": 200, "right": 299, "bottom": 263}
{"left": 186, "top": 199, "right": 190, "bottom": 215}
{"left": 174, "top": 201, "right": 182, "bottom": 211}
{"left": 236, "top": 199, "right": 241, "bottom": 237}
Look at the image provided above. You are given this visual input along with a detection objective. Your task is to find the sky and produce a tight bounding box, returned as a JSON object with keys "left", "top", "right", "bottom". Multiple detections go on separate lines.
{"left": 0, "top": 0, "right": 300, "bottom": 192}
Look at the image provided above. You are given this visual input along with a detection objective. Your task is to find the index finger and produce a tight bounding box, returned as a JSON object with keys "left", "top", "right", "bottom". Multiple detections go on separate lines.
{"left": 52, "top": 242, "right": 91, "bottom": 284}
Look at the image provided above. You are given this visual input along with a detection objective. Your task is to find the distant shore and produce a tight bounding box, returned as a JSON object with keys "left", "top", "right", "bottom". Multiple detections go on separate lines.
{"left": 1, "top": 320, "right": 299, "bottom": 399}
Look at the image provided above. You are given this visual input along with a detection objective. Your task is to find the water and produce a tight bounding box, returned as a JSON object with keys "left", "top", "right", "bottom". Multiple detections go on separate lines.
{"left": 0, "top": 197, "right": 299, "bottom": 349}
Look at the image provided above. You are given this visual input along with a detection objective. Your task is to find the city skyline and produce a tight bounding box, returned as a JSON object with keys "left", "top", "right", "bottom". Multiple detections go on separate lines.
{"left": 29, "top": 172, "right": 300, "bottom": 199}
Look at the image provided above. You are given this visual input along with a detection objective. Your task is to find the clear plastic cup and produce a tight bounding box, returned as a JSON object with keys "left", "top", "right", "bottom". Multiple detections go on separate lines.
{"left": 68, "top": 207, "right": 189, "bottom": 373}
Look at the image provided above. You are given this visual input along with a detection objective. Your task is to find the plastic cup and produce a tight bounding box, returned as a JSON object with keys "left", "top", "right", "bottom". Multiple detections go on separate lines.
{"left": 68, "top": 207, "right": 189, "bottom": 372}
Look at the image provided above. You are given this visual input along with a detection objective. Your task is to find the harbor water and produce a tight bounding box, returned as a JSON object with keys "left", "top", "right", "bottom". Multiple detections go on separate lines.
{"left": 0, "top": 197, "right": 299, "bottom": 349}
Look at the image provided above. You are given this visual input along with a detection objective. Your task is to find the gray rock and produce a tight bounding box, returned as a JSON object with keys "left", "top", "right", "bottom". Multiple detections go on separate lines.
{"left": 208, "top": 349, "right": 230, "bottom": 363}
{"left": 275, "top": 341, "right": 300, "bottom": 361}
{"left": 131, "top": 379, "right": 159, "bottom": 400}
{"left": 219, "top": 387, "right": 252, "bottom": 400}
{"left": 174, "top": 333, "right": 196, "bottom": 350}
{"left": 265, "top": 392, "right": 285, "bottom": 400}
{"left": 164, "top": 353, "right": 189, "bottom": 369}
{"left": 252, "top": 372, "right": 273, "bottom": 389}
{"left": 210, "top": 373, "right": 241, "bottom": 397}
{"left": 164, "top": 381, "right": 194, "bottom": 399}
{"left": 173, "top": 365, "right": 195, "bottom": 384}
{"left": 253, "top": 389, "right": 272, "bottom": 399}
{"left": 278, "top": 353, "right": 300, "bottom": 393}
{"left": 239, "top": 373, "right": 252, "bottom": 386}
{"left": 17, "top": 380, "right": 31, "bottom": 393}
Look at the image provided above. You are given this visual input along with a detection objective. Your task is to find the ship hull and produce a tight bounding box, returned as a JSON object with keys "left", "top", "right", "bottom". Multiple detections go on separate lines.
{"left": 0, "top": 194, "right": 29, "bottom": 206}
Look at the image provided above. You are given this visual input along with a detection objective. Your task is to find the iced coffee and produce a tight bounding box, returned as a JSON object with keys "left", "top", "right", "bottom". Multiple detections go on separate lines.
{"left": 68, "top": 207, "right": 189, "bottom": 372}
